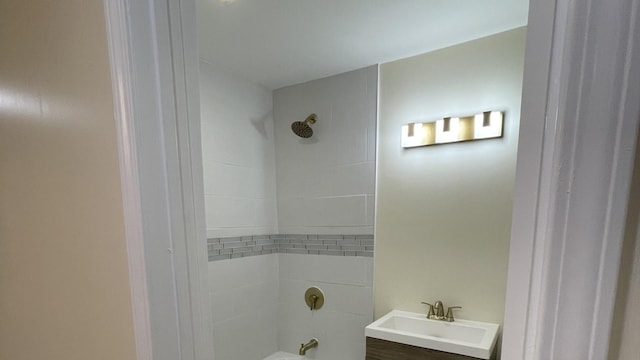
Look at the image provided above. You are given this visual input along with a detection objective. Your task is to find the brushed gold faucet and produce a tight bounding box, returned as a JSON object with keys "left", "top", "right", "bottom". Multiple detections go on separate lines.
{"left": 299, "top": 338, "right": 318, "bottom": 355}
{"left": 421, "top": 300, "right": 462, "bottom": 322}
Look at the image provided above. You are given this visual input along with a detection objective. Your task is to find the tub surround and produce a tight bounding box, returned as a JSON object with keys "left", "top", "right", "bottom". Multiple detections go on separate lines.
{"left": 201, "top": 62, "right": 377, "bottom": 360}
{"left": 209, "top": 254, "right": 279, "bottom": 360}
{"left": 200, "top": 60, "right": 278, "bottom": 239}
{"left": 208, "top": 254, "right": 374, "bottom": 360}
{"left": 278, "top": 254, "right": 374, "bottom": 360}
{"left": 273, "top": 65, "right": 378, "bottom": 236}
{"left": 200, "top": 64, "right": 377, "bottom": 239}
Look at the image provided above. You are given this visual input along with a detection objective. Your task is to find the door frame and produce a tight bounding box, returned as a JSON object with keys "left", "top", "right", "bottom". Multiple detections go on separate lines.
{"left": 103, "top": 0, "right": 640, "bottom": 359}
{"left": 104, "top": 1, "right": 212, "bottom": 359}
{"left": 503, "top": 0, "right": 640, "bottom": 358}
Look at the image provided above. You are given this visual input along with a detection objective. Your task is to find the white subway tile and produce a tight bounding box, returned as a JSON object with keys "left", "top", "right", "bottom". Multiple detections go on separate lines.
{"left": 208, "top": 260, "right": 241, "bottom": 292}
{"left": 307, "top": 163, "right": 372, "bottom": 198}
{"left": 210, "top": 292, "right": 234, "bottom": 324}
{"left": 279, "top": 254, "right": 367, "bottom": 286}
{"left": 327, "top": 128, "right": 368, "bottom": 166}
{"left": 280, "top": 279, "right": 373, "bottom": 317}
{"left": 304, "top": 196, "right": 367, "bottom": 227}
{"left": 366, "top": 194, "right": 376, "bottom": 226}
{"left": 231, "top": 281, "right": 279, "bottom": 316}
{"left": 366, "top": 126, "right": 376, "bottom": 162}
{"left": 364, "top": 257, "right": 374, "bottom": 286}
{"left": 277, "top": 301, "right": 314, "bottom": 354}
{"left": 277, "top": 197, "right": 306, "bottom": 228}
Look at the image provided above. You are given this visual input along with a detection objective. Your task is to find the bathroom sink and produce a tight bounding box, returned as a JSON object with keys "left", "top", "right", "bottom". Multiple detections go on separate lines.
{"left": 365, "top": 310, "right": 499, "bottom": 359}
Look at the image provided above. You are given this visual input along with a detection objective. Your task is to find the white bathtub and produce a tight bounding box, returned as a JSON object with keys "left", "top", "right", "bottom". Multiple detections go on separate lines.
{"left": 263, "top": 351, "right": 303, "bottom": 360}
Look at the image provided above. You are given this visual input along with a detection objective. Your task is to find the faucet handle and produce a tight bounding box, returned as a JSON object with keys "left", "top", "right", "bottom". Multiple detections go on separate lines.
{"left": 421, "top": 302, "right": 435, "bottom": 318}
{"left": 445, "top": 306, "right": 462, "bottom": 322}
{"left": 433, "top": 300, "right": 444, "bottom": 317}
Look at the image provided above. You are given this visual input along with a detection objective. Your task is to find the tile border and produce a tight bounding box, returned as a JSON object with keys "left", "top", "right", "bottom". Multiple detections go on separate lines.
{"left": 207, "top": 234, "right": 374, "bottom": 261}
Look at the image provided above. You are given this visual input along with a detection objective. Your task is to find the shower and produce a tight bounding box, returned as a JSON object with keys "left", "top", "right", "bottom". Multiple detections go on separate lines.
{"left": 291, "top": 113, "right": 317, "bottom": 138}
{"left": 201, "top": 65, "right": 377, "bottom": 360}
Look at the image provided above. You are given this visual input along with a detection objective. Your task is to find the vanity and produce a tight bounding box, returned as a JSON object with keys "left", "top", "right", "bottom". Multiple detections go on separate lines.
{"left": 366, "top": 337, "right": 480, "bottom": 360}
{"left": 365, "top": 310, "right": 500, "bottom": 360}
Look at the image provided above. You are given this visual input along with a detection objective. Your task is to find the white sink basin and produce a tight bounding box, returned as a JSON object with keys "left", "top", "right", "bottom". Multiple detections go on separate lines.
{"left": 365, "top": 310, "right": 499, "bottom": 359}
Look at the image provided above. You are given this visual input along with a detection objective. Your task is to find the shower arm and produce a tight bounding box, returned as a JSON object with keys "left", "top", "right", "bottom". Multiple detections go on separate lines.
{"left": 304, "top": 114, "right": 317, "bottom": 124}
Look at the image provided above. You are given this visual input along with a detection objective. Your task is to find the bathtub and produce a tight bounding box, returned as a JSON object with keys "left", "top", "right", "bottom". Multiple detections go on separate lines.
{"left": 263, "top": 351, "right": 303, "bottom": 360}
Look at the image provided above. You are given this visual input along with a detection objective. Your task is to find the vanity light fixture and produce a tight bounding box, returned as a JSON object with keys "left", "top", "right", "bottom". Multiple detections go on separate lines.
{"left": 435, "top": 117, "right": 461, "bottom": 144}
{"left": 401, "top": 111, "right": 504, "bottom": 148}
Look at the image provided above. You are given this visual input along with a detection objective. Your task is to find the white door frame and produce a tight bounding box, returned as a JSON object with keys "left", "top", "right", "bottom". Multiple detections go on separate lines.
{"left": 104, "top": 0, "right": 213, "bottom": 359}
{"left": 103, "top": 0, "right": 640, "bottom": 359}
{"left": 503, "top": 0, "right": 640, "bottom": 358}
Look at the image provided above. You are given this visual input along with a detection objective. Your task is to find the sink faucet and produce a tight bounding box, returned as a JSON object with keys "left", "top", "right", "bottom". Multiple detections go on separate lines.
{"left": 299, "top": 338, "right": 318, "bottom": 355}
{"left": 433, "top": 300, "right": 445, "bottom": 318}
{"left": 421, "top": 301, "right": 462, "bottom": 322}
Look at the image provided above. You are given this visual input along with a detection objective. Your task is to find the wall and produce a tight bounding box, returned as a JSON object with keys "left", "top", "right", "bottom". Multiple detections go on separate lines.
{"left": 271, "top": 67, "right": 378, "bottom": 359}
{"left": 278, "top": 254, "right": 373, "bottom": 359}
{"left": 273, "top": 66, "right": 377, "bottom": 235}
{"left": 200, "top": 62, "right": 280, "bottom": 359}
{"left": 374, "top": 28, "right": 526, "bottom": 325}
{"left": 0, "top": 2, "right": 137, "bottom": 360}
{"left": 201, "top": 66, "right": 377, "bottom": 360}
{"left": 609, "top": 132, "right": 640, "bottom": 360}
{"left": 200, "top": 60, "right": 278, "bottom": 238}
{"left": 206, "top": 253, "right": 373, "bottom": 360}
{"left": 208, "top": 254, "right": 279, "bottom": 360}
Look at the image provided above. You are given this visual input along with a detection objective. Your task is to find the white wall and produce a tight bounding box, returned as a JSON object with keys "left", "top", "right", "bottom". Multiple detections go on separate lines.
{"left": 206, "top": 249, "right": 374, "bottom": 360}
{"left": 200, "top": 62, "right": 280, "bottom": 359}
{"left": 208, "top": 255, "right": 279, "bottom": 360}
{"left": 202, "top": 66, "right": 378, "bottom": 360}
{"left": 200, "top": 60, "right": 278, "bottom": 238}
{"left": 273, "top": 66, "right": 378, "bottom": 235}
{"left": 277, "top": 254, "right": 373, "bottom": 360}
{"left": 0, "top": 2, "right": 137, "bottom": 359}
{"left": 374, "top": 28, "right": 526, "bottom": 325}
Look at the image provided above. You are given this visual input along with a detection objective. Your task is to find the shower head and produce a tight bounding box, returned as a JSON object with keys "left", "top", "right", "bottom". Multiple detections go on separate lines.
{"left": 291, "top": 114, "right": 317, "bottom": 138}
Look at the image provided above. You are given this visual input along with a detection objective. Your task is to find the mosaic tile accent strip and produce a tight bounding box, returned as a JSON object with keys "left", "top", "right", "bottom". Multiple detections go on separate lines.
{"left": 207, "top": 234, "right": 374, "bottom": 261}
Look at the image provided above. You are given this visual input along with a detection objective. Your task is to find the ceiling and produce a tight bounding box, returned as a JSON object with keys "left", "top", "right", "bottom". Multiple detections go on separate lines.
{"left": 196, "top": 0, "right": 529, "bottom": 90}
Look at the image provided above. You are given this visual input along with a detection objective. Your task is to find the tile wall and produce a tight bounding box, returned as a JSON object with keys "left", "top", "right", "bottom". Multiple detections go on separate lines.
{"left": 208, "top": 254, "right": 280, "bottom": 360}
{"left": 277, "top": 254, "right": 374, "bottom": 360}
{"left": 199, "top": 60, "right": 278, "bottom": 239}
{"left": 273, "top": 65, "right": 378, "bottom": 235}
{"left": 207, "top": 253, "right": 374, "bottom": 360}
{"left": 207, "top": 234, "right": 374, "bottom": 261}
{"left": 200, "top": 62, "right": 377, "bottom": 237}
{"left": 201, "top": 63, "right": 378, "bottom": 360}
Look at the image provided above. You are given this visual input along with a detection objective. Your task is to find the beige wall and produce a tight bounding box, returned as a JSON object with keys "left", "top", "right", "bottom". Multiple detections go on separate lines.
{"left": 374, "top": 28, "right": 526, "bottom": 324}
{"left": 0, "top": 2, "right": 136, "bottom": 360}
{"left": 609, "top": 132, "right": 640, "bottom": 360}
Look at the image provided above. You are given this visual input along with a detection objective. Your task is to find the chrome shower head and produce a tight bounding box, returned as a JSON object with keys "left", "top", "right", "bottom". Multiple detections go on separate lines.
{"left": 291, "top": 114, "right": 317, "bottom": 138}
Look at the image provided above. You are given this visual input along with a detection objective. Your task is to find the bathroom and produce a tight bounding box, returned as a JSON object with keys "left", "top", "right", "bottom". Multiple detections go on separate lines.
{"left": 198, "top": 1, "right": 527, "bottom": 359}
{"left": 2, "top": 1, "right": 637, "bottom": 359}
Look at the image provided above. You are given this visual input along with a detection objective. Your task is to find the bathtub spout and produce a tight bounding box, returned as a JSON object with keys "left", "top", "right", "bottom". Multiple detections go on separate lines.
{"left": 299, "top": 338, "right": 318, "bottom": 355}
